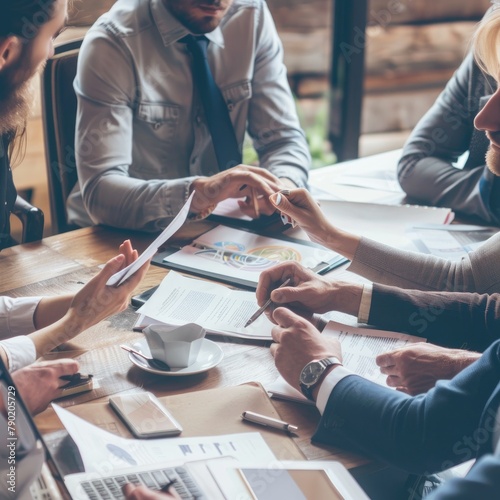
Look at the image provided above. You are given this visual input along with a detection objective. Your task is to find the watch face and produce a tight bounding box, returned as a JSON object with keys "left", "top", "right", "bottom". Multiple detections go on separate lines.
{"left": 300, "top": 362, "right": 323, "bottom": 385}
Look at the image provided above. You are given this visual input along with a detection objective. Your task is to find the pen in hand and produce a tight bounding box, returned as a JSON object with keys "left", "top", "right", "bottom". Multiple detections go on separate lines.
{"left": 251, "top": 188, "right": 260, "bottom": 219}
{"left": 244, "top": 278, "right": 291, "bottom": 328}
{"left": 239, "top": 184, "right": 261, "bottom": 219}
{"left": 160, "top": 479, "right": 177, "bottom": 493}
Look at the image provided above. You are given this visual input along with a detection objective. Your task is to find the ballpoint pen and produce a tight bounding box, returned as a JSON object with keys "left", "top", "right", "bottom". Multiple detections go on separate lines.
{"left": 241, "top": 410, "right": 298, "bottom": 433}
{"left": 251, "top": 188, "right": 260, "bottom": 219}
{"left": 239, "top": 184, "right": 260, "bottom": 219}
{"left": 244, "top": 277, "right": 291, "bottom": 328}
{"left": 160, "top": 479, "right": 178, "bottom": 493}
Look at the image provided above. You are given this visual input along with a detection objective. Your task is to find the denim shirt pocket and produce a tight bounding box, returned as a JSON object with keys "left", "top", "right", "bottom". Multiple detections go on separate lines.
{"left": 136, "top": 102, "right": 180, "bottom": 142}
{"left": 221, "top": 80, "right": 252, "bottom": 112}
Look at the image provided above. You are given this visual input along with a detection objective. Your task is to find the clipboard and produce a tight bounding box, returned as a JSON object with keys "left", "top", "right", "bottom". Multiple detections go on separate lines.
{"left": 152, "top": 226, "right": 348, "bottom": 290}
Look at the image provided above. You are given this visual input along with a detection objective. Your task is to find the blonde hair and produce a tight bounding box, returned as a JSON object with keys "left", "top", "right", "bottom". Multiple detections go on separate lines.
{"left": 473, "top": 8, "right": 500, "bottom": 78}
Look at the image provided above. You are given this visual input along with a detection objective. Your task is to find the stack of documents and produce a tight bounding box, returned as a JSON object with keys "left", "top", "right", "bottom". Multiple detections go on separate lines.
{"left": 136, "top": 272, "right": 275, "bottom": 341}
{"left": 314, "top": 200, "right": 454, "bottom": 249}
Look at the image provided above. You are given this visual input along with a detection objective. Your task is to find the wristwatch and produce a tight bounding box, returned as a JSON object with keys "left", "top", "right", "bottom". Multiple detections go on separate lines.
{"left": 299, "top": 357, "right": 343, "bottom": 401}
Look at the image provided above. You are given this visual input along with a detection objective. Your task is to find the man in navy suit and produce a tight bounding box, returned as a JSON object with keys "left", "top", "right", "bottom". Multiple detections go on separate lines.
{"left": 270, "top": 306, "right": 500, "bottom": 498}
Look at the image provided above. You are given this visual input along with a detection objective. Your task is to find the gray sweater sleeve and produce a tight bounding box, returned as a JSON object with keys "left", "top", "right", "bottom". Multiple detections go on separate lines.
{"left": 348, "top": 233, "right": 500, "bottom": 293}
{"left": 397, "top": 52, "right": 499, "bottom": 223}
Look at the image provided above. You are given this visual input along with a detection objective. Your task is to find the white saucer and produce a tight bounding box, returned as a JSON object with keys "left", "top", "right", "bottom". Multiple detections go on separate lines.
{"left": 128, "top": 338, "right": 224, "bottom": 376}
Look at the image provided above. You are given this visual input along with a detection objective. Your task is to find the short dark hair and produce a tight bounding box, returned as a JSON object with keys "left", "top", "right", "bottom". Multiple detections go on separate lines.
{"left": 0, "top": 0, "right": 58, "bottom": 39}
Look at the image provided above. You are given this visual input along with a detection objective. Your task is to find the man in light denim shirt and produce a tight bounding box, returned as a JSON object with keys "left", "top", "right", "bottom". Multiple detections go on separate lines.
{"left": 67, "top": 0, "right": 311, "bottom": 232}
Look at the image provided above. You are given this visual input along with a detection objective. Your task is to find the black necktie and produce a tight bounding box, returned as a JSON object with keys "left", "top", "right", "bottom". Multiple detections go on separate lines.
{"left": 183, "top": 35, "right": 242, "bottom": 171}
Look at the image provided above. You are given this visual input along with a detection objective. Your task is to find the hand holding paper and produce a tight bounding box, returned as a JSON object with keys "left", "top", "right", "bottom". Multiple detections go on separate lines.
{"left": 107, "top": 192, "right": 195, "bottom": 286}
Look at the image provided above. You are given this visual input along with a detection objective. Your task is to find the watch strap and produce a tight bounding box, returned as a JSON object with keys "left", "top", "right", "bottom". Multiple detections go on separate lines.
{"left": 300, "top": 356, "right": 343, "bottom": 401}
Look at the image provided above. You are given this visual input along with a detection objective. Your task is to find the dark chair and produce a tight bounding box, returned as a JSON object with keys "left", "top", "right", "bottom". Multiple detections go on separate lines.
{"left": 41, "top": 39, "right": 83, "bottom": 235}
{"left": 328, "top": 0, "right": 368, "bottom": 161}
{"left": 12, "top": 195, "right": 44, "bottom": 244}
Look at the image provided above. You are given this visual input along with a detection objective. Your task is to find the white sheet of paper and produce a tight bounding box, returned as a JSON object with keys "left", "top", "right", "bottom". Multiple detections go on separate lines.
{"left": 323, "top": 321, "right": 425, "bottom": 386}
{"left": 335, "top": 175, "right": 402, "bottom": 193}
{"left": 52, "top": 404, "right": 276, "bottom": 474}
{"left": 106, "top": 192, "right": 195, "bottom": 286}
{"left": 267, "top": 320, "right": 425, "bottom": 404}
{"left": 164, "top": 226, "right": 339, "bottom": 286}
{"left": 311, "top": 200, "right": 454, "bottom": 249}
{"left": 212, "top": 198, "right": 252, "bottom": 221}
{"left": 137, "top": 271, "right": 274, "bottom": 340}
{"left": 408, "top": 224, "right": 498, "bottom": 261}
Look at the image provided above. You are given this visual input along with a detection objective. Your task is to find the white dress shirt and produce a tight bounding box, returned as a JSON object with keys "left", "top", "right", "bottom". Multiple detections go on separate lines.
{"left": 0, "top": 297, "right": 40, "bottom": 371}
{"left": 68, "top": 0, "right": 310, "bottom": 231}
{"left": 316, "top": 284, "right": 373, "bottom": 414}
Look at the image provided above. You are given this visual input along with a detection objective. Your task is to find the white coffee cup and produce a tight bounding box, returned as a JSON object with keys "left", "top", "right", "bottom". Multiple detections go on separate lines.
{"left": 143, "top": 323, "right": 206, "bottom": 368}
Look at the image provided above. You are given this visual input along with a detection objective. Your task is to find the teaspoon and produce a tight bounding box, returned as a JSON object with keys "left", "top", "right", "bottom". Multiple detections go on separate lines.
{"left": 120, "top": 344, "right": 171, "bottom": 371}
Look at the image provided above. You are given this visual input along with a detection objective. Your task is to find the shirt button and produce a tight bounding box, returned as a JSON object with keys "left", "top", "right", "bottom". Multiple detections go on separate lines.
{"left": 196, "top": 116, "right": 202, "bottom": 124}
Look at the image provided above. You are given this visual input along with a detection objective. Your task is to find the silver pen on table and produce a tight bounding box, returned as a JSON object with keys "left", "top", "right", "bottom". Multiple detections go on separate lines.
{"left": 241, "top": 411, "right": 298, "bottom": 433}
{"left": 244, "top": 278, "right": 291, "bottom": 328}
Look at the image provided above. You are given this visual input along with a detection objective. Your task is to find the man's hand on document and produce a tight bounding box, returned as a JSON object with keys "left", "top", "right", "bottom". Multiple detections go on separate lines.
{"left": 376, "top": 342, "right": 481, "bottom": 395}
{"left": 190, "top": 165, "right": 282, "bottom": 218}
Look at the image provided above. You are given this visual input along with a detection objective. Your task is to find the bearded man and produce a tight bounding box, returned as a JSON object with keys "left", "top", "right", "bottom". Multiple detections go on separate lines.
{"left": 0, "top": 0, "right": 67, "bottom": 248}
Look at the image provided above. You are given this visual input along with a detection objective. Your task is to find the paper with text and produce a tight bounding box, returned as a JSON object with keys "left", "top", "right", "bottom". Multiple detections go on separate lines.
{"left": 324, "top": 321, "right": 425, "bottom": 385}
{"left": 53, "top": 404, "right": 276, "bottom": 474}
{"left": 106, "top": 191, "right": 195, "bottom": 286}
{"left": 267, "top": 321, "right": 425, "bottom": 404}
{"left": 137, "top": 271, "right": 274, "bottom": 340}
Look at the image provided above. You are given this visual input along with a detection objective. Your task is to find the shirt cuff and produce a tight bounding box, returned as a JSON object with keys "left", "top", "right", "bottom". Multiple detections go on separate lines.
{"left": 316, "top": 366, "right": 355, "bottom": 414}
{"left": 1, "top": 336, "right": 37, "bottom": 371}
{"left": 357, "top": 284, "right": 373, "bottom": 324}
{"left": 0, "top": 297, "right": 42, "bottom": 339}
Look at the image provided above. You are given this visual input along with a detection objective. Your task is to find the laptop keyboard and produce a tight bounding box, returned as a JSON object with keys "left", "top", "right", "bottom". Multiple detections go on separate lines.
{"left": 80, "top": 466, "right": 206, "bottom": 499}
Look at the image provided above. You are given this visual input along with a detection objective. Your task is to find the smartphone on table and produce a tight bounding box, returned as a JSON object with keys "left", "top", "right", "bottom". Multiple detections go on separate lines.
{"left": 109, "top": 392, "right": 183, "bottom": 438}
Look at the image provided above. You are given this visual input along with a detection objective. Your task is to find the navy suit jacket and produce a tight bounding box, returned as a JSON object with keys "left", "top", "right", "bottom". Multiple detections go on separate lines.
{"left": 369, "top": 283, "right": 500, "bottom": 351}
{"left": 313, "top": 340, "right": 500, "bottom": 497}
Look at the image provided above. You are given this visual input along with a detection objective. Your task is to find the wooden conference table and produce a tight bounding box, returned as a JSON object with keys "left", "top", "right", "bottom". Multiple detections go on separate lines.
{"left": 0, "top": 221, "right": 368, "bottom": 470}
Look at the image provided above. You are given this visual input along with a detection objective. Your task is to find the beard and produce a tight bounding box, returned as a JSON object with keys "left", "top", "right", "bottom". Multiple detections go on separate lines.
{"left": 0, "top": 77, "right": 34, "bottom": 137}
{"left": 486, "top": 145, "right": 500, "bottom": 177}
{"left": 0, "top": 43, "right": 38, "bottom": 137}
